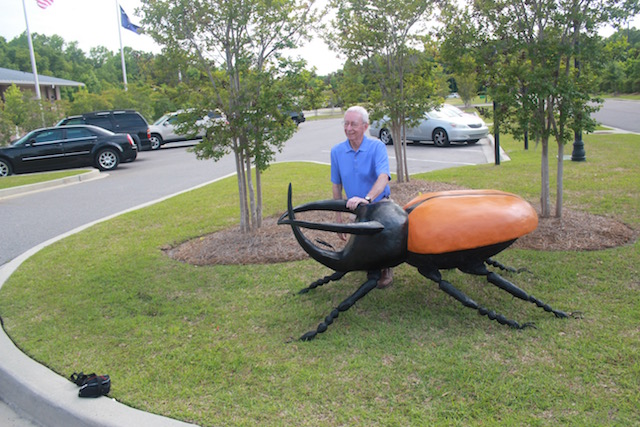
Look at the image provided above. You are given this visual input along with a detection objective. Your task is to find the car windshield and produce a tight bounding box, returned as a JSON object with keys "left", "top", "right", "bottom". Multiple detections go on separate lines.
{"left": 442, "top": 105, "right": 465, "bottom": 116}
{"left": 428, "top": 109, "right": 459, "bottom": 119}
{"left": 10, "top": 131, "right": 36, "bottom": 147}
{"left": 153, "top": 114, "right": 172, "bottom": 125}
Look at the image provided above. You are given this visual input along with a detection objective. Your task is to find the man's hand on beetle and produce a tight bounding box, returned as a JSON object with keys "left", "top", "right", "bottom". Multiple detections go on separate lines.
{"left": 346, "top": 196, "right": 369, "bottom": 210}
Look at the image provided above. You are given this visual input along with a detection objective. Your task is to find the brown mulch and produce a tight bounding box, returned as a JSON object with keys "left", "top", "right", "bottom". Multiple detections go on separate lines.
{"left": 165, "top": 180, "right": 637, "bottom": 266}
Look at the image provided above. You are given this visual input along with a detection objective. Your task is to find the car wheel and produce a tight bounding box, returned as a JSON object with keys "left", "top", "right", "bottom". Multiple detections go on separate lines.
{"left": 433, "top": 128, "right": 450, "bottom": 147}
{"left": 380, "top": 129, "right": 393, "bottom": 145}
{"left": 150, "top": 134, "right": 163, "bottom": 150}
{"left": 0, "top": 158, "right": 12, "bottom": 177}
{"left": 467, "top": 139, "right": 479, "bottom": 145}
{"left": 96, "top": 148, "right": 120, "bottom": 171}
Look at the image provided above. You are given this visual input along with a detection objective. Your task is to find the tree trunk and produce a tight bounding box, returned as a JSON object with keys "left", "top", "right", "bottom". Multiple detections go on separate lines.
{"left": 401, "top": 112, "right": 409, "bottom": 183}
{"left": 235, "top": 140, "right": 249, "bottom": 233}
{"left": 556, "top": 142, "right": 564, "bottom": 218}
{"left": 244, "top": 146, "right": 256, "bottom": 231}
{"left": 394, "top": 140, "right": 404, "bottom": 183}
{"left": 255, "top": 167, "right": 262, "bottom": 228}
{"left": 391, "top": 121, "right": 405, "bottom": 183}
{"left": 540, "top": 137, "right": 551, "bottom": 218}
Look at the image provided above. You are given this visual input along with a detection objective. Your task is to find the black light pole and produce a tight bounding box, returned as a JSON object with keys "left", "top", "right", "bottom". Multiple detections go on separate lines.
{"left": 571, "top": 129, "right": 586, "bottom": 161}
{"left": 493, "top": 100, "right": 500, "bottom": 165}
{"left": 571, "top": 65, "right": 586, "bottom": 161}
{"left": 571, "top": 22, "right": 586, "bottom": 162}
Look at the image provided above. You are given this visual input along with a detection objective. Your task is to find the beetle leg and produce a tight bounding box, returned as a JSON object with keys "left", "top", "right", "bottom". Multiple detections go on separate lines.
{"left": 299, "top": 271, "right": 380, "bottom": 341}
{"left": 418, "top": 267, "right": 534, "bottom": 329}
{"left": 485, "top": 271, "right": 569, "bottom": 319}
{"left": 485, "top": 258, "right": 531, "bottom": 274}
{"left": 462, "top": 263, "right": 569, "bottom": 319}
{"left": 298, "top": 271, "right": 347, "bottom": 294}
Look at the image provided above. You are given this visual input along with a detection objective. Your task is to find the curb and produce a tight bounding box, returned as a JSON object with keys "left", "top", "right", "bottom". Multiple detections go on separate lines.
{"left": 0, "top": 170, "right": 105, "bottom": 200}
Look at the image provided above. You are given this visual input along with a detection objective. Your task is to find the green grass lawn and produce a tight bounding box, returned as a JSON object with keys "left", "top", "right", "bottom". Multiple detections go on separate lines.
{"left": 0, "top": 169, "right": 91, "bottom": 190}
{"left": 0, "top": 134, "right": 638, "bottom": 426}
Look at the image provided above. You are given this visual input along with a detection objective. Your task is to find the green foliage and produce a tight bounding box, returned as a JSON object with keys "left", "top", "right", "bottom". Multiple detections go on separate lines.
{"left": 67, "top": 88, "right": 112, "bottom": 115}
{"left": 1, "top": 2, "right": 638, "bottom": 140}
{"left": 0, "top": 84, "right": 64, "bottom": 142}
{"left": 600, "top": 28, "right": 640, "bottom": 93}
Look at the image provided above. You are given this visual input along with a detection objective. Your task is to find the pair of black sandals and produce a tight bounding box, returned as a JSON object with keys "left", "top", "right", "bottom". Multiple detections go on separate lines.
{"left": 70, "top": 372, "right": 111, "bottom": 398}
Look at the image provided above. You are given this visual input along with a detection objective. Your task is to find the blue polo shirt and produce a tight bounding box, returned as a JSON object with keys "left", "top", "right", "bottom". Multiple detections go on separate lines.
{"left": 330, "top": 136, "right": 391, "bottom": 202}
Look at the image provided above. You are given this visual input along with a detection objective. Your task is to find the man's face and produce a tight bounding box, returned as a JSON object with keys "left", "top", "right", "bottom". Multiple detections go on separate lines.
{"left": 343, "top": 111, "right": 369, "bottom": 145}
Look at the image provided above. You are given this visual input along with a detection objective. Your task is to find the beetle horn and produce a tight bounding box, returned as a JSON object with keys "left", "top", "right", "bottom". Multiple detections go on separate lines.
{"left": 277, "top": 184, "right": 385, "bottom": 270}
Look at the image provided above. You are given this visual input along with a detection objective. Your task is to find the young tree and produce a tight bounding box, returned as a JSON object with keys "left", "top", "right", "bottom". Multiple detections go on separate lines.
{"left": 444, "top": 0, "right": 639, "bottom": 218}
{"left": 325, "top": 0, "right": 440, "bottom": 183}
{"left": 140, "top": 0, "right": 318, "bottom": 232}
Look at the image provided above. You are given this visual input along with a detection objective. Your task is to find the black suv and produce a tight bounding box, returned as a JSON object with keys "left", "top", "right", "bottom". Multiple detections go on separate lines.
{"left": 57, "top": 110, "right": 152, "bottom": 150}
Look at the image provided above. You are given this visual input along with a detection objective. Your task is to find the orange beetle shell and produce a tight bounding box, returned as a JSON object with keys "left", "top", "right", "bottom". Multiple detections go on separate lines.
{"left": 403, "top": 190, "right": 538, "bottom": 255}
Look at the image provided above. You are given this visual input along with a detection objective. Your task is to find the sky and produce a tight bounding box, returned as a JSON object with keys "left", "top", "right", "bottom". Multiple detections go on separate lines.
{"left": 1, "top": 1, "right": 638, "bottom": 78}
{"left": 0, "top": 0, "right": 345, "bottom": 76}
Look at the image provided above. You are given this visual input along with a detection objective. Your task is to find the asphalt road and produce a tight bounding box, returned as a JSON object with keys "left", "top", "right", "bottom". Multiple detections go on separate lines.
{"left": 592, "top": 98, "right": 640, "bottom": 133}
{"left": 0, "top": 117, "right": 492, "bottom": 267}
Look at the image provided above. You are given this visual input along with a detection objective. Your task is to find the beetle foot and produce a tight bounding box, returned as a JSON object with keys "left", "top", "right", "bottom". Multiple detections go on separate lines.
{"left": 300, "top": 331, "right": 318, "bottom": 341}
{"left": 552, "top": 309, "right": 569, "bottom": 318}
{"left": 517, "top": 322, "right": 537, "bottom": 329}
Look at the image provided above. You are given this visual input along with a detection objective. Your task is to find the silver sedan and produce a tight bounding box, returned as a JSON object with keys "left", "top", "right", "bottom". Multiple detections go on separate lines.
{"left": 370, "top": 105, "right": 489, "bottom": 147}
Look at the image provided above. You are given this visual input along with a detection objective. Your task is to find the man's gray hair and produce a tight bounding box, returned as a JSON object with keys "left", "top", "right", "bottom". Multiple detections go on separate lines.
{"left": 345, "top": 105, "right": 369, "bottom": 124}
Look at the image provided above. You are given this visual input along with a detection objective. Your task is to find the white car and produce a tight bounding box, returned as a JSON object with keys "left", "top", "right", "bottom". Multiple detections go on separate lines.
{"left": 369, "top": 104, "right": 489, "bottom": 147}
{"left": 149, "top": 110, "right": 226, "bottom": 150}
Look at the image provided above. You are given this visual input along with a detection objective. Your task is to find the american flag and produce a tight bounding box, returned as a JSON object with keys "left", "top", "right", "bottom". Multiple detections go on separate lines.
{"left": 36, "top": 0, "right": 54, "bottom": 9}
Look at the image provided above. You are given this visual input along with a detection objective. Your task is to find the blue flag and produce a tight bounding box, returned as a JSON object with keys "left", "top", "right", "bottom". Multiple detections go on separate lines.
{"left": 120, "top": 6, "right": 141, "bottom": 34}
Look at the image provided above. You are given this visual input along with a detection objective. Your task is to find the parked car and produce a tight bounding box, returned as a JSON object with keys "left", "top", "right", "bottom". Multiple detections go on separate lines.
{"left": 57, "top": 110, "right": 152, "bottom": 151}
{"left": 369, "top": 104, "right": 489, "bottom": 147}
{"left": 0, "top": 125, "right": 137, "bottom": 177}
{"left": 148, "top": 110, "right": 227, "bottom": 150}
{"left": 287, "top": 110, "right": 306, "bottom": 125}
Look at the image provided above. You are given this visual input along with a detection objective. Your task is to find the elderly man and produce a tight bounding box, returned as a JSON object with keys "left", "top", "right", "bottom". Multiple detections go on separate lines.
{"left": 330, "top": 105, "right": 393, "bottom": 288}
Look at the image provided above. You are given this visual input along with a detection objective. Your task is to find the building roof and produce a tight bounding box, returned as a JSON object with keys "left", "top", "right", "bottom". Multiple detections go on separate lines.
{"left": 0, "top": 67, "right": 84, "bottom": 87}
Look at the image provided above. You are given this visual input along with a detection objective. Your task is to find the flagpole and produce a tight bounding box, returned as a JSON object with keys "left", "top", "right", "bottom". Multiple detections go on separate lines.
{"left": 116, "top": 0, "right": 129, "bottom": 91}
{"left": 21, "top": 0, "right": 42, "bottom": 100}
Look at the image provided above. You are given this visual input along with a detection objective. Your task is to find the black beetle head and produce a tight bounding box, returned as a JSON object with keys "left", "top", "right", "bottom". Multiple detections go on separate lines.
{"left": 278, "top": 184, "right": 408, "bottom": 272}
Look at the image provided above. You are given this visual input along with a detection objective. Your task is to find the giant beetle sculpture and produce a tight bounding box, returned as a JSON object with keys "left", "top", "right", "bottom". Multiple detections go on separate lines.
{"left": 278, "top": 184, "right": 572, "bottom": 341}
